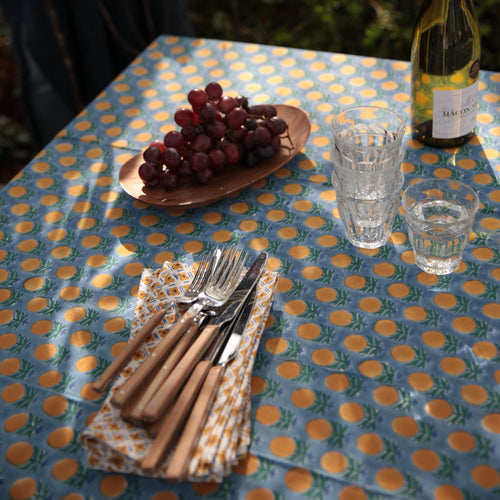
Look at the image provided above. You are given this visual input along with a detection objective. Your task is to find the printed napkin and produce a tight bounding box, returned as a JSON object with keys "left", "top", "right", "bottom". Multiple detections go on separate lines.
{"left": 80, "top": 258, "right": 279, "bottom": 482}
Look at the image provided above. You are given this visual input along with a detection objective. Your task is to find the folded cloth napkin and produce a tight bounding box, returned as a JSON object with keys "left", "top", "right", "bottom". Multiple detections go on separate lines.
{"left": 80, "top": 259, "right": 279, "bottom": 482}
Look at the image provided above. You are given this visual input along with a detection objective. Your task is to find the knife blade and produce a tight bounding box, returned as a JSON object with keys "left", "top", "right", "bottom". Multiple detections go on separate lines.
{"left": 141, "top": 287, "right": 257, "bottom": 473}
{"left": 164, "top": 284, "right": 258, "bottom": 480}
{"left": 141, "top": 251, "right": 267, "bottom": 423}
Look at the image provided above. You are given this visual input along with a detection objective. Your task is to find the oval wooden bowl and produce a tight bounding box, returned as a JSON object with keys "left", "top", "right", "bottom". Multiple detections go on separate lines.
{"left": 119, "top": 104, "right": 311, "bottom": 209}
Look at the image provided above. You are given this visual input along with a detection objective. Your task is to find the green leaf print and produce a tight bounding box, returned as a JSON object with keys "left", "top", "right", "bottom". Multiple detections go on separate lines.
{"left": 359, "top": 405, "right": 380, "bottom": 430}
{"left": 317, "top": 326, "right": 334, "bottom": 344}
{"left": 401, "top": 472, "right": 420, "bottom": 498}
{"left": 429, "top": 376, "right": 448, "bottom": 399}
{"left": 435, "top": 454, "right": 456, "bottom": 480}
{"left": 295, "top": 364, "right": 314, "bottom": 383}
{"left": 53, "top": 372, "right": 75, "bottom": 392}
{"left": 10, "top": 360, "right": 33, "bottom": 380}
{"left": 461, "top": 359, "right": 480, "bottom": 381}
{"left": 414, "top": 421, "right": 435, "bottom": 443}
{"left": 294, "top": 228, "right": 309, "bottom": 243}
{"left": 473, "top": 433, "right": 492, "bottom": 460}
{"left": 441, "top": 334, "right": 459, "bottom": 354}
{"left": 17, "top": 447, "right": 47, "bottom": 473}
{"left": 326, "top": 421, "right": 347, "bottom": 448}
{"left": 17, "top": 414, "right": 42, "bottom": 438}
{"left": 260, "top": 378, "right": 280, "bottom": 399}
{"left": 360, "top": 336, "right": 381, "bottom": 357}
{"left": 316, "top": 268, "right": 335, "bottom": 285}
{"left": 291, "top": 440, "right": 309, "bottom": 464}
{"left": 393, "top": 389, "right": 414, "bottom": 412}
{"left": 470, "top": 319, "right": 490, "bottom": 339}
{"left": 342, "top": 456, "right": 362, "bottom": 481}
{"left": 423, "top": 309, "right": 440, "bottom": 327}
{"left": 288, "top": 280, "right": 305, "bottom": 296}
{"left": 299, "top": 302, "right": 321, "bottom": 320}
{"left": 347, "top": 312, "right": 365, "bottom": 331}
{"left": 330, "top": 351, "right": 349, "bottom": 371}
{"left": 332, "top": 289, "right": 350, "bottom": 306}
{"left": 449, "top": 403, "right": 468, "bottom": 426}
{"left": 7, "top": 335, "right": 29, "bottom": 355}
{"left": 14, "top": 385, "right": 37, "bottom": 410}
{"left": 253, "top": 457, "right": 272, "bottom": 481}
{"left": 345, "top": 376, "right": 364, "bottom": 397}
{"left": 41, "top": 299, "right": 62, "bottom": 316}
{"left": 55, "top": 399, "right": 80, "bottom": 423}
{"left": 273, "top": 408, "right": 295, "bottom": 430}
{"left": 379, "top": 438, "right": 399, "bottom": 463}
{"left": 485, "top": 388, "right": 500, "bottom": 411}
{"left": 282, "top": 339, "right": 303, "bottom": 358}
{"left": 409, "top": 348, "right": 429, "bottom": 369}
{"left": 308, "top": 391, "right": 330, "bottom": 414}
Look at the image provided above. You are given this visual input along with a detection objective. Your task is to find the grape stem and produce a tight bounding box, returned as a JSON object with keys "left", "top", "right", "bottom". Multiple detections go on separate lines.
{"left": 280, "top": 130, "right": 295, "bottom": 152}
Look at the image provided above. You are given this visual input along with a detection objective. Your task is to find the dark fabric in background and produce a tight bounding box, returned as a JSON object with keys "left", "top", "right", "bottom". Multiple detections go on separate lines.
{"left": 0, "top": 0, "right": 194, "bottom": 149}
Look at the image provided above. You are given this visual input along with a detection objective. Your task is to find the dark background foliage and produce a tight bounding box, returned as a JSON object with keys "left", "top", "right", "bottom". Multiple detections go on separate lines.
{"left": 1, "top": 0, "right": 499, "bottom": 185}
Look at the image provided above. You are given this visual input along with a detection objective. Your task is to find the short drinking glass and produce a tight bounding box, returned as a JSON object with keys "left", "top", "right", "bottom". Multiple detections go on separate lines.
{"left": 402, "top": 179, "right": 479, "bottom": 275}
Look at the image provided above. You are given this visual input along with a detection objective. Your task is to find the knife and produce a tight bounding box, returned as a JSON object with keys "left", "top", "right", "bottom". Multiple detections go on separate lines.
{"left": 141, "top": 251, "right": 268, "bottom": 423}
{"left": 163, "top": 284, "right": 258, "bottom": 480}
{"left": 140, "top": 288, "right": 257, "bottom": 473}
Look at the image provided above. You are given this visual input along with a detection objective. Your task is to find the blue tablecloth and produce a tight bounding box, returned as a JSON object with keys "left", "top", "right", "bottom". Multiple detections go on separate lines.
{"left": 1, "top": 35, "right": 500, "bottom": 499}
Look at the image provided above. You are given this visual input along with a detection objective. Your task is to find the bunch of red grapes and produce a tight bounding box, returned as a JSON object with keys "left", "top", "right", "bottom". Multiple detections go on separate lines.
{"left": 138, "top": 82, "right": 289, "bottom": 189}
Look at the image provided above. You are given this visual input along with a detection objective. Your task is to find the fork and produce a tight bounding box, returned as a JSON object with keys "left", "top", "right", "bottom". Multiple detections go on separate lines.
{"left": 92, "top": 249, "right": 220, "bottom": 394}
{"left": 110, "top": 247, "right": 248, "bottom": 409}
{"left": 168, "top": 248, "right": 221, "bottom": 306}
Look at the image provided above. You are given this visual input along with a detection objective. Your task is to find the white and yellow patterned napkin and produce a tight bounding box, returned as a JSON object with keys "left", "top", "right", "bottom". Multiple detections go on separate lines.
{"left": 80, "top": 259, "right": 279, "bottom": 482}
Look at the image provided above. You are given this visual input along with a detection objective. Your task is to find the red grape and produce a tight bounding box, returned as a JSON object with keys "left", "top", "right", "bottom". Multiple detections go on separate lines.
{"left": 218, "top": 95, "right": 236, "bottom": 114}
{"left": 181, "top": 125, "right": 197, "bottom": 141}
{"left": 174, "top": 107, "right": 195, "bottom": 127}
{"left": 208, "top": 148, "right": 226, "bottom": 173}
{"left": 205, "top": 82, "right": 223, "bottom": 100}
{"left": 188, "top": 88, "right": 208, "bottom": 109}
{"left": 199, "top": 102, "right": 218, "bottom": 123}
{"left": 266, "top": 116, "right": 288, "bottom": 135}
{"left": 254, "top": 125, "right": 272, "bottom": 146}
{"left": 192, "top": 134, "right": 212, "bottom": 153}
{"left": 143, "top": 145, "right": 163, "bottom": 164}
{"left": 149, "top": 139, "right": 166, "bottom": 153}
{"left": 158, "top": 170, "right": 178, "bottom": 189}
{"left": 163, "top": 147, "right": 182, "bottom": 169}
{"left": 195, "top": 168, "right": 214, "bottom": 184}
{"left": 206, "top": 120, "right": 226, "bottom": 139}
{"left": 164, "top": 130, "right": 184, "bottom": 149}
{"left": 138, "top": 162, "right": 159, "bottom": 186}
{"left": 190, "top": 151, "right": 210, "bottom": 171}
{"left": 224, "top": 143, "right": 241, "bottom": 164}
{"left": 230, "top": 125, "right": 247, "bottom": 142}
{"left": 226, "top": 107, "right": 248, "bottom": 128}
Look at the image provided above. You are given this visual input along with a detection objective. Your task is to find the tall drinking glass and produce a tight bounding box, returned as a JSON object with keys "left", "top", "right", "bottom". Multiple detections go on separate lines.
{"left": 330, "top": 106, "right": 406, "bottom": 248}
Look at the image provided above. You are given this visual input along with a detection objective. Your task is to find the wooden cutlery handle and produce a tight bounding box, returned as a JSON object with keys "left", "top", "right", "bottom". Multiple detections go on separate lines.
{"left": 92, "top": 308, "right": 167, "bottom": 393}
{"left": 165, "top": 364, "right": 225, "bottom": 480}
{"left": 142, "top": 324, "right": 220, "bottom": 422}
{"left": 141, "top": 360, "right": 212, "bottom": 473}
{"left": 110, "top": 309, "right": 198, "bottom": 408}
{"left": 125, "top": 319, "right": 200, "bottom": 423}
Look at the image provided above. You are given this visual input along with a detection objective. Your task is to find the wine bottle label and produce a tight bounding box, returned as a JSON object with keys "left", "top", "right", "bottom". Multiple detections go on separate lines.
{"left": 432, "top": 80, "right": 479, "bottom": 139}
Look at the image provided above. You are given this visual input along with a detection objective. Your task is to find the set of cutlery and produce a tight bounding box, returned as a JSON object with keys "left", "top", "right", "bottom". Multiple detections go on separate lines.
{"left": 91, "top": 246, "right": 268, "bottom": 478}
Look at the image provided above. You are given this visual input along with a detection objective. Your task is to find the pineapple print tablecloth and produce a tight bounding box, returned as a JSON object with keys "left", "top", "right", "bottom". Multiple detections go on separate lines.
{"left": 1, "top": 35, "right": 500, "bottom": 500}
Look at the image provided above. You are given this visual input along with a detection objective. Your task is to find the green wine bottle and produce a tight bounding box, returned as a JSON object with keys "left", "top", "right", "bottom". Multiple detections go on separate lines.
{"left": 411, "top": 0, "right": 481, "bottom": 148}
